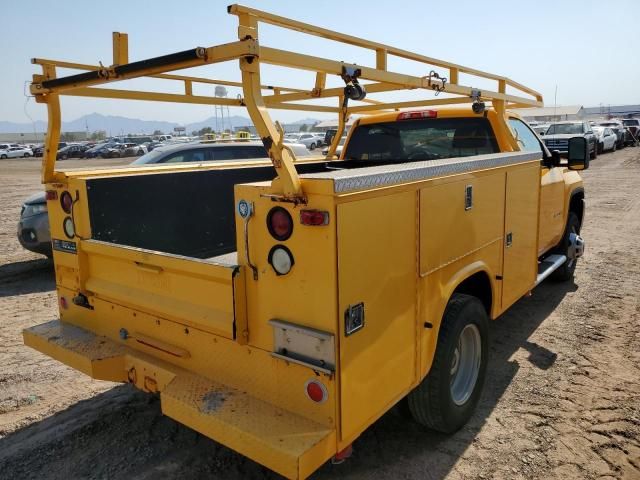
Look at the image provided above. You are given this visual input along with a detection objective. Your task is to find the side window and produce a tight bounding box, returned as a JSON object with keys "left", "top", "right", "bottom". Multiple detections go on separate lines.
{"left": 211, "top": 148, "right": 235, "bottom": 161}
{"left": 508, "top": 118, "right": 543, "bottom": 153}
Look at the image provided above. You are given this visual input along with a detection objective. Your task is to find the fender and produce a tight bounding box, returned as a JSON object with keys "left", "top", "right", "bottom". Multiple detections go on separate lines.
{"left": 419, "top": 260, "right": 496, "bottom": 380}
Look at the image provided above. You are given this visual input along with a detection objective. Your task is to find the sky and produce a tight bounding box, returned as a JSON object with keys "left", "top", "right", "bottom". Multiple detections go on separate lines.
{"left": 2, "top": 0, "right": 639, "bottom": 127}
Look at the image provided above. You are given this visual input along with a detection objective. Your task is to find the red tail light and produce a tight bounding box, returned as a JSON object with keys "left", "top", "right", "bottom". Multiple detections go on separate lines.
{"left": 59, "top": 296, "right": 68, "bottom": 310}
{"left": 60, "top": 191, "right": 73, "bottom": 214}
{"left": 45, "top": 190, "right": 58, "bottom": 201}
{"left": 397, "top": 110, "right": 437, "bottom": 120}
{"left": 267, "top": 207, "right": 293, "bottom": 241}
{"left": 300, "top": 210, "right": 329, "bottom": 226}
{"left": 305, "top": 380, "right": 328, "bottom": 403}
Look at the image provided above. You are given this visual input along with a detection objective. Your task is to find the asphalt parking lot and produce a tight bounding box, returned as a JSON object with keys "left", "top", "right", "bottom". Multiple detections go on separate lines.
{"left": 0, "top": 152, "right": 639, "bottom": 479}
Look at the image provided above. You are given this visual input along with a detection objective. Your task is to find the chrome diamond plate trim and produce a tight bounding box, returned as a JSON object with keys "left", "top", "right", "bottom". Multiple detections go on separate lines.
{"left": 302, "top": 151, "right": 540, "bottom": 193}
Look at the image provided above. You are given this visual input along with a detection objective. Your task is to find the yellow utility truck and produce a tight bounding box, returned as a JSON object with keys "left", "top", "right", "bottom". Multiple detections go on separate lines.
{"left": 24, "top": 5, "right": 588, "bottom": 479}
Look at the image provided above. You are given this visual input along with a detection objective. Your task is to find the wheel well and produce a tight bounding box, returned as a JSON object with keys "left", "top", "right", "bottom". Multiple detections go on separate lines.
{"left": 452, "top": 271, "right": 492, "bottom": 315}
{"left": 569, "top": 190, "right": 585, "bottom": 230}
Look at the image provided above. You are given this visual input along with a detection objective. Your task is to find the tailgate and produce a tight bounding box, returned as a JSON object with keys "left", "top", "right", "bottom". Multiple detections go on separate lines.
{"left": 81, "top": 240, "right": 246, "bottom": 341}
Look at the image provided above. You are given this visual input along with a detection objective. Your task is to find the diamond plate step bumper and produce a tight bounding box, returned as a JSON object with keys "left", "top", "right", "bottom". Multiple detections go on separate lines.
{"left": 23, "top": 320, "right": 336, "bottom": 479}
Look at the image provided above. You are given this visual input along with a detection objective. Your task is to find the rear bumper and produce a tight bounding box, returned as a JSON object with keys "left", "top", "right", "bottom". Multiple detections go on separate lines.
{"left": 23, "top": 320, "right": 335, "bottom": 479}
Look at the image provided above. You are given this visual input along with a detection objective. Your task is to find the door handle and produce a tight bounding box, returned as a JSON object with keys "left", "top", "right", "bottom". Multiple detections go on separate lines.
{"left": 134, "top": 261, "right": 163, "bottom": 273}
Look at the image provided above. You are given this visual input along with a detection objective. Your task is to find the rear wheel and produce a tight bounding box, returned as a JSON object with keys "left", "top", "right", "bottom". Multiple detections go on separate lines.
{"left": 590, "top": 140, "right": 597, "bottom": 159}
{"left": 551, "top": 212, "right": 581, "bottom": 282}
{"left": 0, "top": 154, "right": 7, "bottom": 159}
{"left": 612, "top": 141, "right": 617, "bottom": 152}
{"left": 408, "top": 294, "right": 488, "bottom": 433}
{"left": 309, "top": 143, "right": 316, "bottom": 150}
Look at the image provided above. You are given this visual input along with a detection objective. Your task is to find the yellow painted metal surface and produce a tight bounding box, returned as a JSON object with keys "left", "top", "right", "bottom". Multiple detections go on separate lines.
{"left": 502, "top": 165, "right": 541, "bottom": 310}
{"left": 81, "top": 240, "right": 240, "bottom": 339}
{"left": 336, "top": 191, "right": 417, "bottom": 445}
{"left": 538, "top": 167, "right": 566, "bottom": 256}
{"left": 419, "top": 171, "right": 506, "bottom": 276}
{"left": 24, "top": 320, "right": 335, "bottom": 480}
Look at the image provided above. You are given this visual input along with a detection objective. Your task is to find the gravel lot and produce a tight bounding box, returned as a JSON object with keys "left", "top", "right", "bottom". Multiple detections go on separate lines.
{"left": 0, "top": 151, "right": 639, "bottom": 479}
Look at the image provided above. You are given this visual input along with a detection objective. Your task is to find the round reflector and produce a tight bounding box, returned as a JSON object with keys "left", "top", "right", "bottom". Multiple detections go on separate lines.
{"left": 267, "top": 207, "right": 293, "bottom": 241}
{"left": 305, "top": 380, "right": 328, "bottom": 403}
{"left": 60, "top": 191, "right": 73, "bottom": 214}
{"left": 63, "top": 216, "right": 75, "bottom": 239}
{"left": 268, "top": 245, "right": 294, "bottom": 275}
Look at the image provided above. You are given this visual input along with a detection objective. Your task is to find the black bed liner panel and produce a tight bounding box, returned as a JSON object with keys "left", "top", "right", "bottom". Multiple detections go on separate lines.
{"left": 85, "top": 162, "right": 329, "bottom": 259}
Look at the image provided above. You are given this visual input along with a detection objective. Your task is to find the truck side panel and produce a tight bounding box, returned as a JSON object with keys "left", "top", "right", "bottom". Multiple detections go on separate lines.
{"left": 418, "top": 170, "right": 505, "bottom": 378}
{"left": 337, "top": 191, "right": 417, "bottom": 446}
{"left": 501, "top": 165, "right": 540, "bottom": 310}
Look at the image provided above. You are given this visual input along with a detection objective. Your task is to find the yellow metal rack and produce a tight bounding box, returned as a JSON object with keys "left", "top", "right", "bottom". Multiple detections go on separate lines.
{"left": 30, "top": 3, "right": 543, "bottom": 199}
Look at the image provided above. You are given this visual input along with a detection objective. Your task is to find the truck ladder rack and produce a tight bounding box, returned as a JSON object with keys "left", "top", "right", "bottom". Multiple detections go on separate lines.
{"left": 30, "top": 3, "right": 543, "bottom": 200}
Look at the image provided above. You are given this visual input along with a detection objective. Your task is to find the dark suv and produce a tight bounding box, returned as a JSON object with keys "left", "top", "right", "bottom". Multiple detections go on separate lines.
{"left": 543, "top": 121, "right": 598, "bottom": 158}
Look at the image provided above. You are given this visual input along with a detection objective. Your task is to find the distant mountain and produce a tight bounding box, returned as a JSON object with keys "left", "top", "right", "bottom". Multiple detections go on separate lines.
{"left": 0, "top": 120, "right": 48, "bottom": 133}
{"left": 0, "top": 113, "right": 323, "bottom": 135}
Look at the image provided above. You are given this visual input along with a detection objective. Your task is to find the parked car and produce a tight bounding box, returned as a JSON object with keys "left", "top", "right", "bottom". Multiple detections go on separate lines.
{"left": 0, "top": 143, "right": 20, "bottom": 152}
{"left": 32, "top": 142, "right": 71, "bottom": 157}
{"left": 18, "top": 140, "right": 310, "bottom": 256}
{"left": 592, "top": 126, "right": 617, "bottom": 153}
{"left": 622, "top": 118, "right": 640, "bottom": 143}
{"left": 321, "top": 135, "right": 348, "bottom": 156}
{"left": 131, "top": 140, "right": 310, "bottom": 165}
{"left": 124, "top": 144, "right": 148, "bottom": 156}
{"left": 0, "top": 146, "right": 33, "bottom": 158}
{"left": 101, "top": 143, "right": 138, "bottom": 158}
{"left": 598, "top": 120, "right": 630, "bottom": 148}
{"left": 295, "top": 133, "right": 324, "bottom": 150}
{"left": 56, "top": 144, "right": 89, "bottom": 160}
{"left": 531, "top": 124, "right": 550, "bottom": 136}
{"left": 83, "top": 142, "right": 113, "bottom": 158}
{"left": 17, "top": 192, "right": 51, "bottom": 257}
{"left": 543, "top": 121, "right": 598, "bottom": 158}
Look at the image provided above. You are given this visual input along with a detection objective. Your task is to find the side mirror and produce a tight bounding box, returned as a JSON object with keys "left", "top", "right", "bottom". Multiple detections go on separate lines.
{"left": 567, "top": 137, "right": 589, "bottom": 171}
{"left": 551, "top": 149, "right": 561, "bottom": 166}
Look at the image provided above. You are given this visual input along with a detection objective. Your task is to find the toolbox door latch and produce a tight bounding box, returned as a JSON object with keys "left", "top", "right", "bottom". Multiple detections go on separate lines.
{"left": 345, "top": 302, "right": 365, "bottom": 336}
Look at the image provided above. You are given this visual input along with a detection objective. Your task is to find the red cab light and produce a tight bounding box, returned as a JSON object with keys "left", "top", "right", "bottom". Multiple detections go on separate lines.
{"left": 300, "top": 210, "right": 329, "bottom": 226}
{"left": 305, "top": 379, "right": 328, "bottom": 403}
{"left": 45, "top": 190, "right": 58, "bottom": 201}
{"left": 60, "top": 191, "right": 73, "bottom": 214}
{"left": 397, "top": 110, "right": 437, "bottom": 121}
{"left": 267, "top": 207, "right": 293, "bottom": 241}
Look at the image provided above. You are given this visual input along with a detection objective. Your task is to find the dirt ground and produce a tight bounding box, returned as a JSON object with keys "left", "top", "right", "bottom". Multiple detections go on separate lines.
{"left": 0, "top": 152, "right": 639, "bottom": 480}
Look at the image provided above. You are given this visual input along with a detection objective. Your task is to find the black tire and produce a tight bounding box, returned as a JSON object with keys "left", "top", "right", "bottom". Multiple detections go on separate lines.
{"left": 612, "top": 142, "right": 617, "bottom": 152}
{"left": 23, "top": 153, "right": 29, "bottom": 158}
{"left": 0, "top": 154, "right": 7, "bottom": 159}
{"left": 408, "top": 293, "right": 489, "bottom": 433}
{"left": 590, "top": 140, "right": 597, "bottom": 159}
{"left": 310, "top": 143, "right": 316, "bottom": 150}
{"left": 551, "top": 211, "right": 580, "bottom": 282}
{"left": 598, "top": 142, "right": 603, "bottom": 154}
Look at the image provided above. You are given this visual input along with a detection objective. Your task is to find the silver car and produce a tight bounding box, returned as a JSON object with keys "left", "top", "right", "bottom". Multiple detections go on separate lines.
{"left": 131, "top": 140, "right": 310, "bottom": 164}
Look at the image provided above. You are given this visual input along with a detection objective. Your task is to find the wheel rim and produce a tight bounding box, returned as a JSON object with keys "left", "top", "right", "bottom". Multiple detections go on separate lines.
{"left": 450, "top": 324, "right": 482, "bottom": 406}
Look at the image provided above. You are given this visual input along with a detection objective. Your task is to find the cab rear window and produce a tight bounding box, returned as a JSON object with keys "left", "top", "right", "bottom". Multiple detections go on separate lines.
{"left": 343, "top": 117, "right": 498, "bottom": 163}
